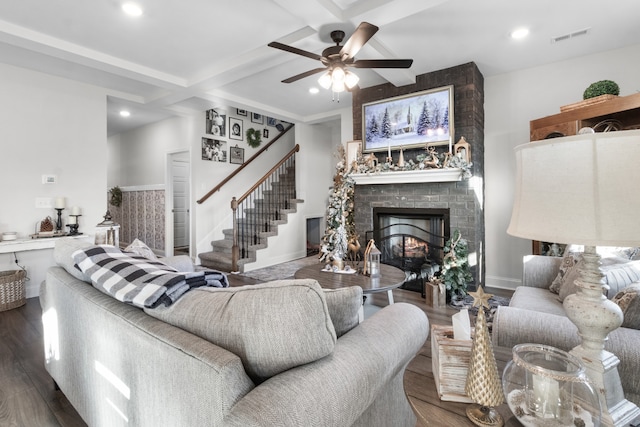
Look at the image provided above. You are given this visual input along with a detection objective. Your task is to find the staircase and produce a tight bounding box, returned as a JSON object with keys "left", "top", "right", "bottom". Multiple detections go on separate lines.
{"left": 198, "top": 162, "right": 303, "bottom": 273}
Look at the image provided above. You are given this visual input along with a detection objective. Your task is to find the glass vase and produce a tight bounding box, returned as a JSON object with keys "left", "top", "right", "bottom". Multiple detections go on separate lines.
{"left": 502, "top": 343, "right": 601, "bottom": 427}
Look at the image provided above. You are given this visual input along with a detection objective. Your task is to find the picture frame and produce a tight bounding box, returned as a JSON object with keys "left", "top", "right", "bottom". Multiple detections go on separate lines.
{"left": 263, "top": 129, "right": 269, "bottom": 138}
{"left": 266, "top": 117, "right": 277, "bottom": 127}
{"left": 229, "top": 117, "right": 243, "bottom": 141}
{"left": 251, "top": 112, "right": 264, "bottom": 124}
{"left": 237, "top": 109, "right": 248, "bottom": 116}
{"left": 206, "top": 109, "right": 226, "bottom": 137}
{"left": 201, "top": 138, "right": 227, "bottom": 162}
{"left": 362, "top": 85, "right": 454, "bottom": 153}
{"left": 230, "top": 145, "right": 244, "bottom": 165}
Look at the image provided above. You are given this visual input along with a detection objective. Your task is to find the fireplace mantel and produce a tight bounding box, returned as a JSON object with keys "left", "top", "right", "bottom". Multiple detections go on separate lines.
{"left": 351, "top": 168, "right": 462, "bottom": 185}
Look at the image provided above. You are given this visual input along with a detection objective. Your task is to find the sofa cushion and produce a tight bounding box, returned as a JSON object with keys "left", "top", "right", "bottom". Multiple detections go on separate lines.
{"left": 510, "top": 286, "right": 566, "bottom": 317}
{"left": 558, "top": 257, "right": 640, "bottom": 301}
{"left": 612, "top": 283, "right": 640, "bottom": 329}
{"left": 53, "top": 237, "right": 93, "bottom": 283}
{"left": 145, "top": 279, "right": 337, "bottom": 383}
{"left": 323, "top": 286, "right": 363, "bottom": 337}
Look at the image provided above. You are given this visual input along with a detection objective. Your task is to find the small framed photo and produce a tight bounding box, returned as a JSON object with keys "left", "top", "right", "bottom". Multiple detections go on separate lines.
{"left": 263, "top": 129, "right": 269, "bottom": 138}
{"left": 266, "top": 117, "right": 277, "bottom": 127}
{"left": 229, "top": 117, "right": 243, "bottom": 141}
{"left": 237, "top": 109, "right": 248, "bottom": 116}
{"left": 230, "top": 145, "right": 244, "bottom": 165}
{"left": 202, "top": 138, "right": 227, "bottom": 162}
{"left": 251, "top": 112, "right": 264, "bottom": 124}
{"left": 206, "top": 109, "right": 226, "bottom": 137}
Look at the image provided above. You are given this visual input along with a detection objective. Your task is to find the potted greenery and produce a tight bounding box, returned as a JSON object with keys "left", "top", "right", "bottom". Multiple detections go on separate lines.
{"left": 583, "top": 80, "right": 619, "bottom": 100}
{"left": 441, "top": 229, "right": 473, "bottom": 301}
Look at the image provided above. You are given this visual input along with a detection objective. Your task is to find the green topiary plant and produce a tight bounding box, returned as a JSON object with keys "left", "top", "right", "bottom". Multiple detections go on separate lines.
{"left": 583, "top": 80, "right": 620, "bottom": 100}
{"left": 441, "top": 229, "right": 473, "bottom": 301}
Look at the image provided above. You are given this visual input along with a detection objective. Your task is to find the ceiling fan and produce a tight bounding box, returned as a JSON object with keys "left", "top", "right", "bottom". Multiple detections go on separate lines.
{"left": 268, "top": 22, "right": 413, "bottom": 92}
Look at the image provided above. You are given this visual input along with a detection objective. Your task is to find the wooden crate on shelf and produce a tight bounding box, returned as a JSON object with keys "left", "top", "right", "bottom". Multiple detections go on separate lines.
{"left": 431, "top": 324, "right": 474, "bottom": 403}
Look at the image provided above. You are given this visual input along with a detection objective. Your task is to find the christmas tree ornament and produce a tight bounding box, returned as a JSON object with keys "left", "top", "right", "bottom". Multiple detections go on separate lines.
{"left": 465, "top": 285, "right": 504, "bottom": 426}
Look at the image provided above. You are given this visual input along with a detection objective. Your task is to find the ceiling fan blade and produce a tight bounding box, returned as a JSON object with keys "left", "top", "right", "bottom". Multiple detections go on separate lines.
{"left": 281, "top": 67, "right": 328, "bottom": 84}
{"left": 353, "top": 59, "right": 413, "bottom": 69}
{"left": 340, "top": 22, "right": 378, "bottom": 61}
{"left": 268, "top": 42, "right": 322, "bottom": 61}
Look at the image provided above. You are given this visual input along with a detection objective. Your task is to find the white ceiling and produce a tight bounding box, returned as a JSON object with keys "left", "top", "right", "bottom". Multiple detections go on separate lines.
{"left": 1, "top": 0, "right": 639, "bottom": 136}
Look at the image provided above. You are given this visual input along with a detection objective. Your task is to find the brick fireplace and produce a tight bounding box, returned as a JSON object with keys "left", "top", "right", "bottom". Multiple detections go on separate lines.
{"left": 352, "top": 62, "right": 485, "bottom": 287}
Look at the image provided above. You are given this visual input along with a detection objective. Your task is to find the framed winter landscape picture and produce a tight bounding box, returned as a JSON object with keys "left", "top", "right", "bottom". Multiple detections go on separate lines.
{"left": 362, "top": 85, "right": 453, "bottom": 153}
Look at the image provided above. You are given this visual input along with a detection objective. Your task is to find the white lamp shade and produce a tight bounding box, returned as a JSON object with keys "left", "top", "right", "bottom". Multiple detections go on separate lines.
{"left": 344, "top": 70, "right": 359, "bottom": 89}
{"left": 507, "top": 130, "right": 640, "bottom": 247}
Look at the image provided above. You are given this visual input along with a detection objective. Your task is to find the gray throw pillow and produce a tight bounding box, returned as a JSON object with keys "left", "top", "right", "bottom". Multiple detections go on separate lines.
{"left": 323, "top": 286, "right": 363, "bottom": 337}
{"left": 145, "top": 279, "right": 337, "bottom": 383}
{"left": 612, "top": 283, "right": 640, "bottom": 329}
{"left": 53, "top": 237, "right": 93, "bottom": 283}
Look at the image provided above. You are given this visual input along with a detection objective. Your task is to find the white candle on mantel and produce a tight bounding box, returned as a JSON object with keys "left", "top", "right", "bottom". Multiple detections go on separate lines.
{"left": 55, "top": 197, "right": 66, "bottom": 209}
{"left": 449, "top": 136, "right": 453, "bottom": 154}
{"left": 71, "top": 206, "right": 81, "bottom": 215}
{"left": 68, "top": 216, "right": 77, "bottom": 225}
{"left": 387, "top": 141, "right": 391, "bottom": 159}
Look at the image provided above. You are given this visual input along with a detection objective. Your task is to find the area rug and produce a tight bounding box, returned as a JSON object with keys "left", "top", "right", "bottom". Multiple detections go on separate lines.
{"left": 449, "top": 294, "right": 511, "bottom": 332}
{"left": 238, "top": 255, "right": 320, "bottom": 282}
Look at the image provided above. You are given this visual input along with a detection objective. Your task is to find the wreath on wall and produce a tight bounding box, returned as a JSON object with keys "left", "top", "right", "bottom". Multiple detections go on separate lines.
{"left": 246, "top": 128, "right": 262, "bottom": 148}
{"left": 109, "top": 186, "right": 122, "bottom": 207}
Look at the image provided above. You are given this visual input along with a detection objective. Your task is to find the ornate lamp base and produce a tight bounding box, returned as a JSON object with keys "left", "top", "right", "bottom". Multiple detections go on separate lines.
{"left": 466, "top": 404, "right": 504, "bottom": 427}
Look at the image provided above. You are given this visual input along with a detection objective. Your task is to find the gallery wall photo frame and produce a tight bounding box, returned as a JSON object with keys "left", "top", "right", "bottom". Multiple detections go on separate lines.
{"left": 251, "top": 112, "right": 264, "bottom": 124}
{"left": 229, "top": 117, "right": 243, "bottom": 141}
{"left": 230, "top": 145, "right": 244, "bottom": 165}
{"left": 202, "top": 137, "right": 228, "bottom": 162}
{"left": 266, "top": 117, "right": 277, "bottom": 127}
{"left": 206, "top": 109, "right": 226, "bottom": 137}
{"left": 237, "top": 109, "right": 248, "bottom": 116}
{"left": 362, "top": 84, "right": 454, "bottom": 153}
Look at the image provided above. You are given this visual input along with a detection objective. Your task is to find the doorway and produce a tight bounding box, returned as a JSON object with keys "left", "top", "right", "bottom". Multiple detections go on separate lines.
{"left": 168, "top": 151, "right": 190, "bottom": 257}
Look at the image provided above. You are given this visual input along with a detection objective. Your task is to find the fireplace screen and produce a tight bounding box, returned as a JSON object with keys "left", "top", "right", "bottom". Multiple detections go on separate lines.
{"left": 367, "top": 208, "right": 449, "bottom": 295}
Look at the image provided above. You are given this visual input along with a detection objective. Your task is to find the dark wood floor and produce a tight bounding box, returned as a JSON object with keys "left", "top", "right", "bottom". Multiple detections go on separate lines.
{"left": 0, "top": 274, "right": 511, "bottom": 427}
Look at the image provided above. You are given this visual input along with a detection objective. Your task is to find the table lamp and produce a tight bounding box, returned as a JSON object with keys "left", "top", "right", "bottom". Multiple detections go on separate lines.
{"left": 507, "top": 129, "right": 640, "bottom": 426}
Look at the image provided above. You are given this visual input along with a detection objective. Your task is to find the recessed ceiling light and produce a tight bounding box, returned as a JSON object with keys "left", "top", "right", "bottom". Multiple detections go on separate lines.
{"left": 122, "top": 3, "right": 143, "bottom": 17}
{"left": 120, "top": 110, "right": 131, "bottom": 117}
{"left": 510, "top": 27, "right": 529, "bottom": 40}
{"left": 309, "top": 87, "right": 320, "bottom": 94}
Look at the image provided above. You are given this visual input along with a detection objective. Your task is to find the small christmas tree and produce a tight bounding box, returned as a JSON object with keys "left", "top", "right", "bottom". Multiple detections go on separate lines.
{"left": 465, "top": 285, "right": 504, "bottom": 426}
{"left": 441, "top": 229, "right": 473, "bottom": 301}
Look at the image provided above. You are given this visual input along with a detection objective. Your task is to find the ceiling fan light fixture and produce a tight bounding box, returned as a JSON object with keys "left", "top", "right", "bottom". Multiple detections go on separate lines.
{"left": 344, "top": 70, "right": 359, "bottom": 89}
{"left": 332, "top": 79, "right": 346, "bottom": 93}
{"left": 332, "top": 66, "right": 346, "bottom": 82}
{"left": 318, "top": 71, "right": 332, "bottom": 89}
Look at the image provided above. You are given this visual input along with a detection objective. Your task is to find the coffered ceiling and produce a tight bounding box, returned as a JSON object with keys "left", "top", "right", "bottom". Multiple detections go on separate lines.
{"left": 0, "top": 0, "right": 638, "bottom": 136}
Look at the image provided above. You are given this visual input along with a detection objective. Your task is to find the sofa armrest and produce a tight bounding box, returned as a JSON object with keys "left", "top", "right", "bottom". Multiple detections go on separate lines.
{"left": 222, "top": 303, "right": 429, "bottom": 427}
{"left": 522, "top": 255, "right": 563, "bottom": 289}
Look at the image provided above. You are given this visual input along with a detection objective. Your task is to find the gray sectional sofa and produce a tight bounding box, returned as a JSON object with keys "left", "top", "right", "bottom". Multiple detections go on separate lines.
{"left": 493, "top": 254, "right": 640, "bottom": 405}
{"left": 41, "top": 238, "right": 429, "bottom": 427}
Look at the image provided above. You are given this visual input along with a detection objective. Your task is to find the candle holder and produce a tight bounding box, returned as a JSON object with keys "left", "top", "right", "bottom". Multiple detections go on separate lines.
{"left": 502, "top": 343, "right": 601, "bottom": 427}
{"left": 66, "top": 215, "right": 82, "bottom": 235}
{"left": 55, "top": 208, "right": 64, "bottom": 232}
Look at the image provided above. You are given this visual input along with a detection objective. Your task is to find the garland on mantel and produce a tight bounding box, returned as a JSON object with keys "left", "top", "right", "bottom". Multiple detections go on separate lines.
{"left": 351, "top": 147, "right": 473, "bottom": 179}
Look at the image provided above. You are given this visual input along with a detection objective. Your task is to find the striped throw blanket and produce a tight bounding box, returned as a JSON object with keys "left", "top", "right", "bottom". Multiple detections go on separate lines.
{"left": 72, "top": 245, "right": 228, "bottom": 308}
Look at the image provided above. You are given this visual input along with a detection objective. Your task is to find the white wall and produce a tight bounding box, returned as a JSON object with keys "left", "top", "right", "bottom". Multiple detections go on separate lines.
{"left": 484, "top": 43, "right": 640, "bottom": 289}
{"left": 0, "top": 63, "right": 108, "bottom": 297}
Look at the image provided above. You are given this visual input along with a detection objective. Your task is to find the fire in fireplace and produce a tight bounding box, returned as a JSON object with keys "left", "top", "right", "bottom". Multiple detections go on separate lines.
{"left": 367, "top": 208, "right": 450, "bottom": 295}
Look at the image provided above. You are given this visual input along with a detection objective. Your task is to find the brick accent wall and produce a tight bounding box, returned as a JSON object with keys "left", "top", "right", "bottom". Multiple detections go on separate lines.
{"left": 352, "top": 62, "right": 485, "bottom": 286}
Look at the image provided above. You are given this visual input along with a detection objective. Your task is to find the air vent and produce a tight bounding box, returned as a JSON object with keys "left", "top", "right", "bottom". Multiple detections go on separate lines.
{"left": 551, "top": 28, "right": 591, "bottom": 43}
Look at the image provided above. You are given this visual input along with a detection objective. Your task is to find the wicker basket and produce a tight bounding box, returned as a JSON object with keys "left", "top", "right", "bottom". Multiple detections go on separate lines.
{"left": 0, "top": 269, "right": 26, "bottom": 312}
